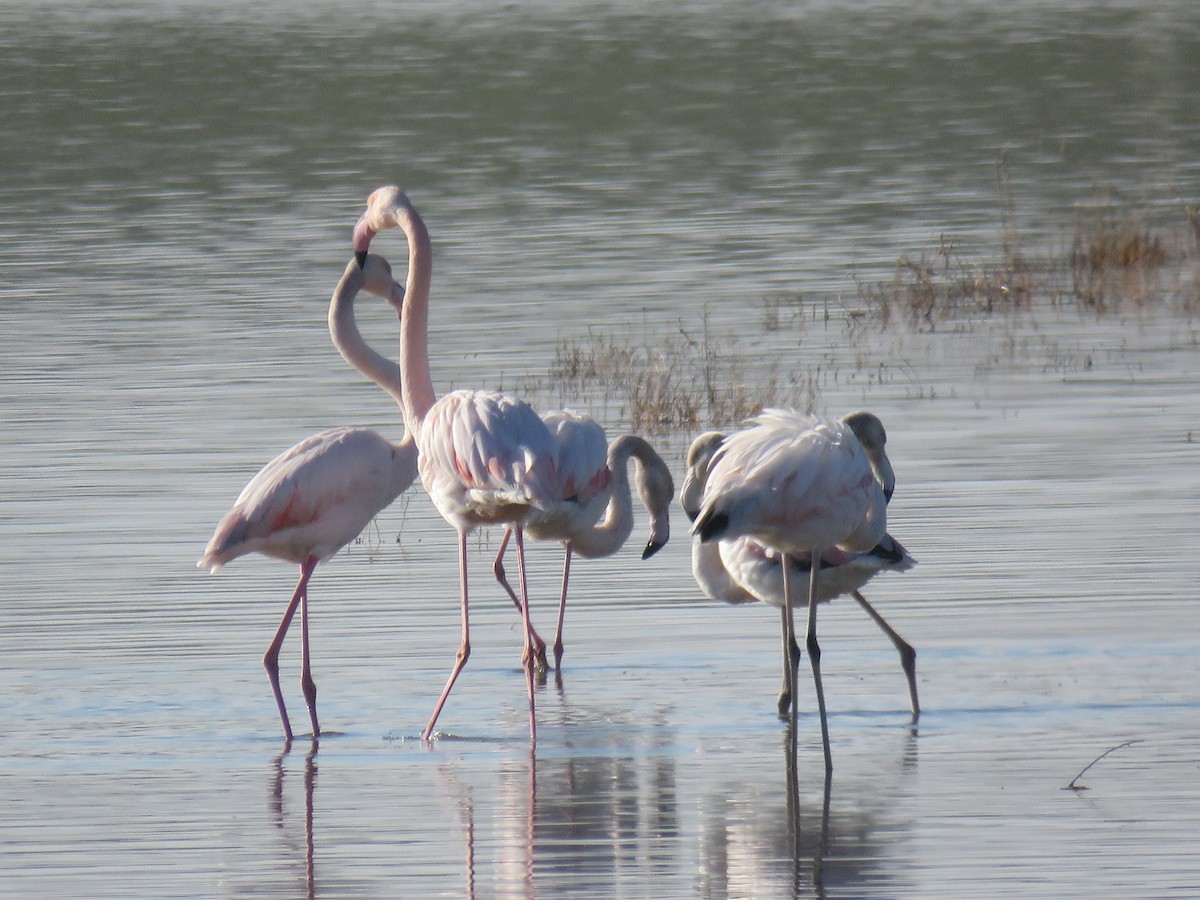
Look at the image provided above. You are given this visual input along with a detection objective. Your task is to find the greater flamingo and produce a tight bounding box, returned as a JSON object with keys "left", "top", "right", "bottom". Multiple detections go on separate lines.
{"left": 493, "top": 416, "right": 676, "bottom": 670}
{"left": 354, "top": 185, "right": 557, "bottom": 742}
{"left": 198, "top": 255, "right": 419, "bottom": 741}
{"left": 690, "top": 409, "right": 893, "bottom": 770}
{"left": 680, "top": 429, "right": 918, "bottom": 720}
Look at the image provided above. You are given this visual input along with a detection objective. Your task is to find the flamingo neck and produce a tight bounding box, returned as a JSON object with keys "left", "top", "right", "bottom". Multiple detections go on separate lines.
{"left": 569, "top": 444, "right": 635, "bottom": 559}
{"left": 328, "top": 262, "right": 403, "bottom": 408}
{"left": 396, "top": 204, "right": 437, "bottom": 433}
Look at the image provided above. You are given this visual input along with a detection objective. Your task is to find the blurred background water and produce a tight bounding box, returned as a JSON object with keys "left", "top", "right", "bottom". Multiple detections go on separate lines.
{"left": 1, "top": 1, "right": 1198, "bottom": 896}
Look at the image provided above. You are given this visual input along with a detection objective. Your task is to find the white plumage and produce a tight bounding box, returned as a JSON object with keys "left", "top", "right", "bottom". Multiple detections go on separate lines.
{"left": 689, "top": 409, "right": 897, "bottom": 771}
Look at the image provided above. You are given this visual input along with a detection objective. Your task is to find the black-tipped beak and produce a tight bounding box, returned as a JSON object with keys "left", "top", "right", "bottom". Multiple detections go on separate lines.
{"left": 642, "top": 539, "right": 665, "bottom": 560}
{"left": 355, "top": 250, "right": 368, "bottom": 269}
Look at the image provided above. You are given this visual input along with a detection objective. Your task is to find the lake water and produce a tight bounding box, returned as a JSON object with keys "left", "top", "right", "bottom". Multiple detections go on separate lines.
{"left": 2, "top": 1, "right": 1199, "bottom": 896}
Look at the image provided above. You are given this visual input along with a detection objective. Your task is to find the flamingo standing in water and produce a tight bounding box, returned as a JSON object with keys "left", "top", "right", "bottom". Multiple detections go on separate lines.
{"left": 680, "top": 429, "right": 918, "bottom": 720}
{"left": 691, "top": 409, "right": 893, "bottom": 771}
{"left": 354, "top": 185, "right": 559, "bottom": 742}
{"left": 198, "top": 255, "right": 418, "bottom": 742}
{"left": 493, "top": 414, "right": 676, "bottom": 671}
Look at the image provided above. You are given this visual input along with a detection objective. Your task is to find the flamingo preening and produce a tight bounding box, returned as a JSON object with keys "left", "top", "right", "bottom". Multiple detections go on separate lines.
{"left": 198, "top": 255, "right": 418, "bottom": 742}
{"left": 690, "top": 409, "right": 894, "bottom": 770}
{"left": 680, "top": 429, "right": 918, "bottom": 721}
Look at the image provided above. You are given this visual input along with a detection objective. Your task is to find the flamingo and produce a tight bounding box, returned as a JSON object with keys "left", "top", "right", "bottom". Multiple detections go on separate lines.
{"left": 354, "top": 185, "right": 558, "bottom": 742}
{"left": 680, "top": 430, "right": 918, "bottom": 720}
{"left": 198, "top": 255, "right": 419, "bottom": 742}
{"left": 690, "top": 409, "right": 893, "bottom": 770}
{"left": 493, "top": 415, "right": 676, "bottom": 671}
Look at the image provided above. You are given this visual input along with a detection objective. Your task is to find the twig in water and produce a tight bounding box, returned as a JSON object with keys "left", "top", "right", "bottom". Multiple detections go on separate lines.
{"left": 1064, "top": 739, "right": 1142, "bottom": 791}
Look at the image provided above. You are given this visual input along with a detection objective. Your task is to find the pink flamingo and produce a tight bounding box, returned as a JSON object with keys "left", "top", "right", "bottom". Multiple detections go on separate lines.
{"left": 680, "top": 429, "right": 918, "bottom": 721}
{"left": 198, "top": 255, "right": 419, "bottom": 742}
{"left": 493, "top": 413, "right": 676, "bottom": 671}
{"left": 691, "top": 409, "right": 893, "bottom": 770}
{"left": 354, "top": 185, "right": 558, "bottom": 742}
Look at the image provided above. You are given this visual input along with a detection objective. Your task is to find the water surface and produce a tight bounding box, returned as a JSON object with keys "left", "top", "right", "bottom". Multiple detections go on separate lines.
{"left": 2, "top": 1, "right": 1199, "bottom": 896}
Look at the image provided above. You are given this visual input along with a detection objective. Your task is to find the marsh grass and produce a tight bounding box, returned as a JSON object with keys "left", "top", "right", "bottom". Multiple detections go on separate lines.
{"left": 545, "top": 200, "right": 1198, "bottom": 434}
{"left": 857, "top": 203, "right": 1199, "bottom": 327}
{"left": 549, "top": 314, "right": 813, "bottom": 434}
{"left": 1070, "top": 207, "right": 1200, "bottom": 314}
{"left": 856, "top": 236, "right": 1037, "bottom": 330}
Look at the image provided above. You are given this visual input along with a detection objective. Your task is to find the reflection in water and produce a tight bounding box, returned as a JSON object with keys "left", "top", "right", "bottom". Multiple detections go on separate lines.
{"left": 449, "top": 717, "right": 918, "bottom": 898}
{"left": 270, "top": 739, "right": 318, "bottom": 900}
{"left": 697, "top": 729, "right": 917, "bottom": 898}
{"left": 785, "top": 729, "right": 833, "bottom": 897}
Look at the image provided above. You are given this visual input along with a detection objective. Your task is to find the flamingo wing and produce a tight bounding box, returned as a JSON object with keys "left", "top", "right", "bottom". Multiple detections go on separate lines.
{"left": 419, "top": 389, "right": 559, "bottom": 527}
{"left": 200, "top": 426, "right": 413, "bottom": 570}
{"left": 694, "top": 409, "right": 886, "bottom": 553}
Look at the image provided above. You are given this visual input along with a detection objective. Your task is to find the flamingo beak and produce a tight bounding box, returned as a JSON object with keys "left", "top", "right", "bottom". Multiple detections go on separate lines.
{"left": 642, "top": 539, "right": 665, "bottom": 560}
{"left": 352, "top": 212, "right": 376, "bottom": 269}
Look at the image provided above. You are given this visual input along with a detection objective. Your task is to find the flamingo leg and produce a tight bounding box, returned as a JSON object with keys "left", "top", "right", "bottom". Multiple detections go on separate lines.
{"left": 493, "top": 528, "right": 548, "bottom": 672}
{"left": 805, "top": 547, "right": 833, "bottom": 773}
{"left": 852, "top": 589, "right": 919, "bottom": 721}
{"left": 777, "top": 586, "right": 804, "bottom": 718}
{"left": 514, "top": 527, "right": 537, "bottom": 744}
{"left": 424, "top": 532, "right": 473, "bottom": 741}
{"left": 263, "top": 555, "right": 318, "bottom": 743}
{"left": 300, "top": 563, "right": 320, "bottom": 739}
{"left": 781, "top": 555, "right": 801, "bottom": 762}
{"left": 552, "top": 543, "right": 572, "bottom": 670}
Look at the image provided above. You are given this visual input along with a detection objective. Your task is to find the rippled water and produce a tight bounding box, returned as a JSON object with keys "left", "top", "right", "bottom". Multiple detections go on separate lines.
{"left": 3, "top": 1, "right": 1199, "bottom": 896}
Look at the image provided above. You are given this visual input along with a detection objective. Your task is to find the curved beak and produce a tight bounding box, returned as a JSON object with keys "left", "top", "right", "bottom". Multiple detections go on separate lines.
{"left": 352, "top": 212, "right": 376, "bottom": 269}
{"left": 642, "top": 539, "right": 666, "bottom": 560}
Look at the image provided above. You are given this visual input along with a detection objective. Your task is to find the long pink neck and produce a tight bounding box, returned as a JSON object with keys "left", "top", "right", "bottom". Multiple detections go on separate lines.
{"left": 328, "top": 263, "right": 403, "bottom": 408}
{"left": 395, "top": 204, "right": 436, "bottom": 433}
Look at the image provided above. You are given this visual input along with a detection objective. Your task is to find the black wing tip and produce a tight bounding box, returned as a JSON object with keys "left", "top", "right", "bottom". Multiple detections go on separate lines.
{"left": 692, "top": 508, "right": 729, "bottom": 543}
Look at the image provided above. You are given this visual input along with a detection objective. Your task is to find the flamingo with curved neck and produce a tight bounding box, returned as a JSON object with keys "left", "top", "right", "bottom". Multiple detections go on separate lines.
{"left": 493, "top": 427, "right": 675, "bottom": 670}
{"left": 198, "top": 255, "right": 417, "bottom": 742}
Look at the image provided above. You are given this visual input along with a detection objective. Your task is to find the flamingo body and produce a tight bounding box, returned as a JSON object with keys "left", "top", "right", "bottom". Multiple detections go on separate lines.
{"left": 692, "top": 409, "right": 887, "bottom": 556}
{"left": 200, "top": 426, "right": 416, "bottom": 571}
{"left": 198, "top": 255, "right": 417, "bottom": 741}
{"left": 689, "top": 409, "right": 897, "bottom": 770}
{"left": 530, "top": 409, "right": 611, "bottom": 538}
{"left": 417, "top": 388, "right": 559, "bottom": 530}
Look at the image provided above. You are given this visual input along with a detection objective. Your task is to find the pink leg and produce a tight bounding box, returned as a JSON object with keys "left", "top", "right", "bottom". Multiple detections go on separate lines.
{"left": 300, "top": 565, "right": 320, "bottom": 739}
{"left": 263, "top": 556, "right": 318, "bottom": 742}
{"left": 552, "top": 544, "right": 572, "bottom": 670}
{"left": 493, "top": 527, "right": 548, "bottom": 671}
{"left": 513, "top": 528, "right": 537, "bottom": 744}
{"left": 423, "top": 532, "right": 473, "bottom": 741}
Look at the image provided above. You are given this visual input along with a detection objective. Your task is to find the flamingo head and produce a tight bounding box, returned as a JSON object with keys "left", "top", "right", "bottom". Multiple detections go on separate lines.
{"left": 841, "top": 410, "right": 895, "bottom": 502}
{"left": 679, "top": 431, "right": 726, "bottom": 522}
{"left": 354, "top": 185, "right": 411, "bottom": 268}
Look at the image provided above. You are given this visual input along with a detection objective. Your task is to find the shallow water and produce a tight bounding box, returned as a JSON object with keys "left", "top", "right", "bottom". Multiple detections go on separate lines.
{"left": 3, "top": 1, "right": 1200, "bottom": 896}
